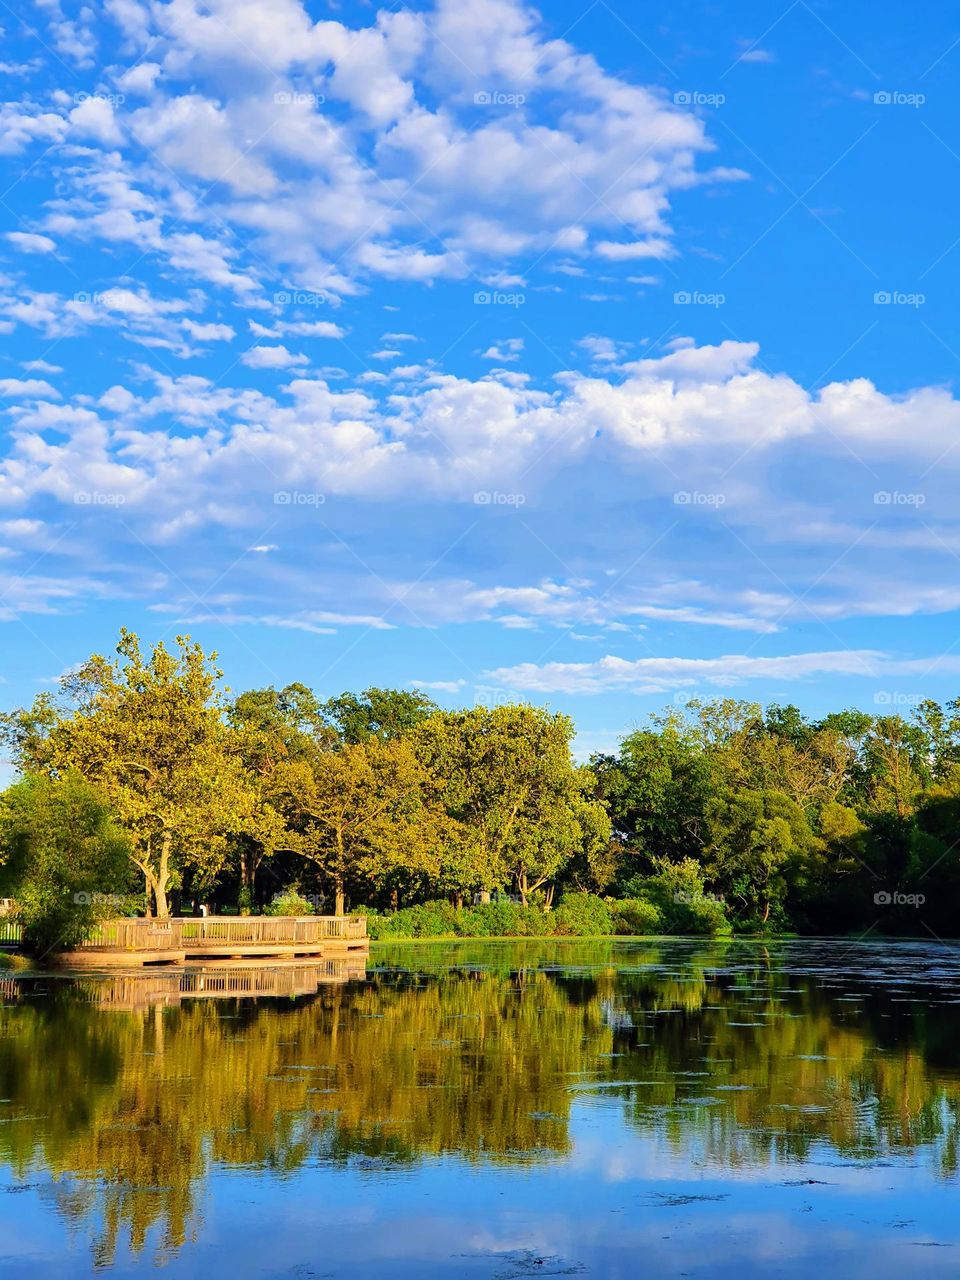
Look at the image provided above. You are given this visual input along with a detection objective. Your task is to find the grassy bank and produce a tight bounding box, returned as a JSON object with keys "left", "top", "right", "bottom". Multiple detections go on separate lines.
{"left": 359, "top": 892, "right": 730, "bottom": 941}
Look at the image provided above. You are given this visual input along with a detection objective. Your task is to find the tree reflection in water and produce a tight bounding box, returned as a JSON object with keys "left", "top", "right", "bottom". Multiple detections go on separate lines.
{"left": 1, "top": 939, "right": 959, "bottom": 1267}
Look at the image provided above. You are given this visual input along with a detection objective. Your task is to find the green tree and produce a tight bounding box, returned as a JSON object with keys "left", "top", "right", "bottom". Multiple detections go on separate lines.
{"left": 705, "top": 788, "right": 820, "bottom": 928}
{"left": 321, "top": 687, "right": 438, "bottom": 744}
{"left": 592, "top": 716, "right": 710, "bottom": 881}
{"left": 0, "top": 772, "right": 134, "bottom": 954}
{"left": 226, "top": 684, "right": 331, "bottom": 906}
{"left": 414, "top": 705, "right": 610, "bottom": 904}
{"left": 274, "top": 735, "right": 449, "bottom": 913}
{"left": 5, "top": 630, "right": 259, "bottom": 917}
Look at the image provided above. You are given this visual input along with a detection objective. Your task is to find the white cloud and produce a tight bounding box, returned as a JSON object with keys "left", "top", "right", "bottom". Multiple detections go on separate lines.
{"left": 69, "top": 95, "right": 123, "bottom": 145}
{"left": 22, "top": 360, "right": 63, "bottom": 374}
{"left": 0, "top": 378, "right": 59, "bottom": 398}
{"left": 183, "top": 319, "right": 236, "bottom": 341}
{"left": 485, "top": 651, "right": 960, "bottom": 696}
{"left": 5, "top": 232, "right": 56, "bottom": 254}
{"left": 481, "top": 338, "right": 524, "bottom": 362}
{"left": 0, "top": 104, "right": 68, "bottom": 155}
{"left": 5, "top": 338, "right": 960, "bottom": 526}
{"left": 413, "top": 679, "right": 467, "bottom": 693}
{"left": 285, "top": 321, "right": 345, "bottom": 338}
{"left": 737, "top": 46, "right": 777, "bottom": 64}
{"left": 241, "top": 344, "right": 308, "bottom": 369}
{"left": 578, "top": 335, "right": 624, "bottom": 365}
{"left": 595, "top": 239, "right": 676, "bottom": 260}
{"left": 8, "top": 0, "right": 740, "bottom": 301}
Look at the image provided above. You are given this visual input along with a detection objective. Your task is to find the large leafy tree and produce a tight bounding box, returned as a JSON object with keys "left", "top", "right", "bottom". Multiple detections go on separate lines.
{"left": 592, "top": 715, "right": 710, "bottom": 880}
{"left": 4, "top": 630, "right": 258, "bottom": 917}
{"left": 273, "top": 735, "right": 449, "bottom": 914}
{"left": 705, "top": 788, "right": 821, "bottom": 928}
{"left": 226, "top": 683, "right": 332, "bottom": 905}
{"left": 413, "top": 705, "right": 610, "bottom": 904}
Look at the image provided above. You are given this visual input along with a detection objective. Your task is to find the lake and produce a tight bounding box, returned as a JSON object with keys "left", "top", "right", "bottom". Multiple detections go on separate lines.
{"left": 2, "top": 938, "right": 960, "bottom": 1278}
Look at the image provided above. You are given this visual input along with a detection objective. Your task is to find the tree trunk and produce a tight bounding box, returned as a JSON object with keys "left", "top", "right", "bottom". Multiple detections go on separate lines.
{"left": 154, "top": 880, "right": 170, "bottom": 919}
{"left": 518, "top": 871, "right": 528, "bottom": 906}
{"left": 334, "top": 829, "right": 346, "bottom": 915}
{"left": 240, "top": 847, "right": 257, "bottom": 914}
{"left": 154, "top": 831, "right": 172, "bottom": 919}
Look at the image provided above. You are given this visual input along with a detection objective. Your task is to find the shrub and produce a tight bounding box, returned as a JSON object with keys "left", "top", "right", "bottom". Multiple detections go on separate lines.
{"left": 0, "top": 773, "right": 135, "bottom": 956}
{"left": 264, "top": 887, "right": 316, "bottom": 917}
{"left": 552, "top": 891, "right": 612, "bottom": 936}
{"left": 363, "top": 900, "right": 460, "bottom": 939}
{"left": 641, "top": 858, "right": 731, "bottom": 936}
{"left": 609, "top": 897, "right": 663, "bottom": 935}
{"left": 457, "top": 900, "right": 554, "bottom": 937}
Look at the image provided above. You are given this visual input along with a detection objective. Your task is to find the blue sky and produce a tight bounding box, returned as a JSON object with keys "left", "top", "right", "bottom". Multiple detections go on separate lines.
{"left": 2, "top": 0, "right": 960, "bottom": 759}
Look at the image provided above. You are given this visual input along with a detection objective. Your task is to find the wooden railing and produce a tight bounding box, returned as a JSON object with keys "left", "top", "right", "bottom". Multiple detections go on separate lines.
{"left": 0, "top": 920, "right": 23, "bottom": 947}
{"left": 85, "top": 919, "right": 181, "bottom": 951}
{"left": 77, "top": 915, "right": 367, "bottom": 952}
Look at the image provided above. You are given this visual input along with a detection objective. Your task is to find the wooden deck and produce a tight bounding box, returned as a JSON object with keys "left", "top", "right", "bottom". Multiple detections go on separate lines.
{"left": 55, "top": 915, "right": 368, "bottom": 968}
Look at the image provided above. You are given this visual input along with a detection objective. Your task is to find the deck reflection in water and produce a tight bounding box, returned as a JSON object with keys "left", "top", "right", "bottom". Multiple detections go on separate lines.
{"left": 81, "top": 957, "right": 369, "bottom": 1009}
{"left": 3, "top": 939, "right": 960, "bottom": 1278}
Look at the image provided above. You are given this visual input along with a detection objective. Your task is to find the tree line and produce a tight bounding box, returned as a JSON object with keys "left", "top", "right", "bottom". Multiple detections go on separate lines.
{"left": 1, "top": 629, "right": 959, "bottom": 943}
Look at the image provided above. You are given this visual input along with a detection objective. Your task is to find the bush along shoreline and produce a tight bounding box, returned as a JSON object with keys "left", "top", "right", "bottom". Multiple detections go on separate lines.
{"left": 360, "top": 881, "right": 730, "bottom": 941}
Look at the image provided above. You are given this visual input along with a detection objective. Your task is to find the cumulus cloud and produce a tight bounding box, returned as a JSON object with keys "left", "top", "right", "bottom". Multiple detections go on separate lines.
{"left": 183, "top": 319, "right": 236, "bottom": 341}
{"left": 1, "top": 334, "right": 958, "bottom": 638}
{"left": 2, "top": 340, "right": 960, "bottom": 520}
{"left": 241, "top": 344, "right": 309, "bottom": 369}
{"left": 0, "top": 1, "right": 951, "bottom": 666}
{"left": 0, "top": 0, "right": 744, "bottom": 300}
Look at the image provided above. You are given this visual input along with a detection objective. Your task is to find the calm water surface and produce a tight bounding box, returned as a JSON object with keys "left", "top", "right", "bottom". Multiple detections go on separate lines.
{"left": 2, "top": 938, "right": 960, "bottom": 1278}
